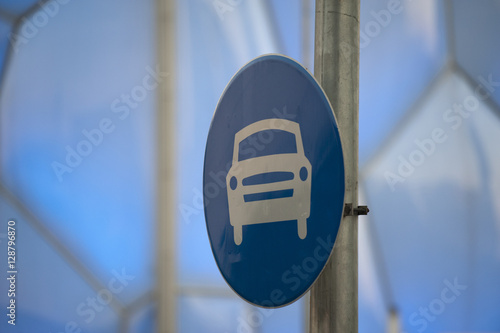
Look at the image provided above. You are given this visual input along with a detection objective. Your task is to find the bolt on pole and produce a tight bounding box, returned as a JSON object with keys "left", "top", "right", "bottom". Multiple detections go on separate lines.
{"left": 310, "top": 0, "right": 360, "bottom": 332}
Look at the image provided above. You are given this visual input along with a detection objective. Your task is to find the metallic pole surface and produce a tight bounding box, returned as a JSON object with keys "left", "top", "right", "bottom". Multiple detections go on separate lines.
{"left": 310, "top": 0, "right": 360, "bottom": 332}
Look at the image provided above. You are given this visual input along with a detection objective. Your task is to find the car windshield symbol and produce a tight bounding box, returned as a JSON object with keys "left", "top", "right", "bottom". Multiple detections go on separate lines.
{"left": 226, "top": 118, "right": 312, "bottom": 245}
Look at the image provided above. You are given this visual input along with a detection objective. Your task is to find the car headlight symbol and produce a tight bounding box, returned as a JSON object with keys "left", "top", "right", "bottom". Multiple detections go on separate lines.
{"left": 299, "top": 166, "right": 308, "bottom": 181}
{"left": 230, "top": 176, "right": 238, "bottom": 190}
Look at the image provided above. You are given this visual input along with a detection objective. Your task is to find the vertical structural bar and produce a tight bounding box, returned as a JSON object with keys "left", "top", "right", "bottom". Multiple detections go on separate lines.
{"left": 157, "top": 0, "right": 176, "bottom": 332}
{"left": 310, "top": 0, "right": 360, "bottom": 332}
{"left": 387, "top": 308, "right": 402, "bottom": 333}
{"left": 301, "top": 0, "right": 313, "bottom": 70}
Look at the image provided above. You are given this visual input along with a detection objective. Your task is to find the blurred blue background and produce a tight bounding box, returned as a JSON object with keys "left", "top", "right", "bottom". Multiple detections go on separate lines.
{"left": 0, "top": 0, "right": 499, "bottom": 332}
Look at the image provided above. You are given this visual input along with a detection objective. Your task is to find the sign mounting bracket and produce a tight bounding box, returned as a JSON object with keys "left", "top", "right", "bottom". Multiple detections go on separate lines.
{"left": 344, "top": 203, "right": 369, "bottom": 217}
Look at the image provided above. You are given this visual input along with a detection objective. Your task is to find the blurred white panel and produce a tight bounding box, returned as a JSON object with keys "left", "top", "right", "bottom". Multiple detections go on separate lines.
{"left": 0, "top": 18, "right": 11, "bottom": 78}
{"left": 0, "top": 0, "right": 157, "bottom": 303}
{"left": 129, "top": 303, "right": 156, "bottom": 333}
{"left": 0, "top": 197, "right": 120, "bottom": 332}
{"left": 363, "top": 72, "right": 500, "bottom": 332}
{"left": 0, "top": 0, "right": 38, "bottom": 17}
{"left": 454, "top": 0, "right": 500, "bottom": 107}
{"left": 261, "top": 297, "right": 304, "bottom": 333}
{"left": 359, "top": 0, "right": 447, "bottom": 165}
{"left": 178, "top": 296, "right": 246, "bottom": 333}
{"left": 359, "top": 192, "right": 387, "bottom": 333}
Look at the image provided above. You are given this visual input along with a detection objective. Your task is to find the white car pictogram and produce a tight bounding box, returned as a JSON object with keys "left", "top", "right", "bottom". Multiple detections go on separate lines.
{"left": 226, "top": 118, "right": 312, "bottom": 245}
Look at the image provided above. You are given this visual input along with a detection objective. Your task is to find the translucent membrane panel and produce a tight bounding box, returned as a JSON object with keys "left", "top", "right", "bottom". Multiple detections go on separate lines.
{"left": 362, "top": 72, "right": 500, "bottom": 332}
{"left": 176, "top": 0, "right": 277, "bottom": 284}
{"left": 129, "top": 303, "right": 156, "bottom": 333}
{"left": 0, "top": 0, "right": 156, "bottom": 303}
{"left": 260, "top": 297, "right": 304, "bottom": 333}
{"left": 0, "top": 197, "right": 119, "bottom": 332}
{"left": 178, "top": 296, "right": 246, "bottom": 333}
{"left": 178, "top": 294, "right": 304, "bottom": 333}
{"left": 358, "top": 189, "right": 387, "bottom": 333}
{"left": 177, "top": 216, "right": 227, "bottom": 286}
{"left": 464, "top": 90, "right": 500, "bottom": 329}
{"left": 359, "top": 0, "right": 447, "bottom": 165}
{"left": 0, "top": 18, "right": 11, "bottom": 78}
{"left": 0, "top": 0, "right": 39, "bottom": 17}
{"left": 453, "top": 0, "right": 500, "bottom": 107}
{"left": 268, "top": 0, "right": 302, "bottom": 59}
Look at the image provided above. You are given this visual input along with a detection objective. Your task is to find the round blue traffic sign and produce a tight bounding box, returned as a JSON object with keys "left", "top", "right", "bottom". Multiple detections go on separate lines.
{"left": 204, "top": 54, "right": 345, "bottom": 307}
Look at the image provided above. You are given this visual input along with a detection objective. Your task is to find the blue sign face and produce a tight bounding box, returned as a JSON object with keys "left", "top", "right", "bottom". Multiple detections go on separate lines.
{"left": 204, "top": 54, "right": 345, "bottom": 308}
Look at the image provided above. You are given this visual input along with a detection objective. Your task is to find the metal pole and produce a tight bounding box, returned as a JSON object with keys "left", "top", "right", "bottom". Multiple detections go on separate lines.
{"left": 157, "top": 0, "right": 176, "bottom": 332}
{"left": 310, "top": 0, "right": 360, "bottom": 332}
